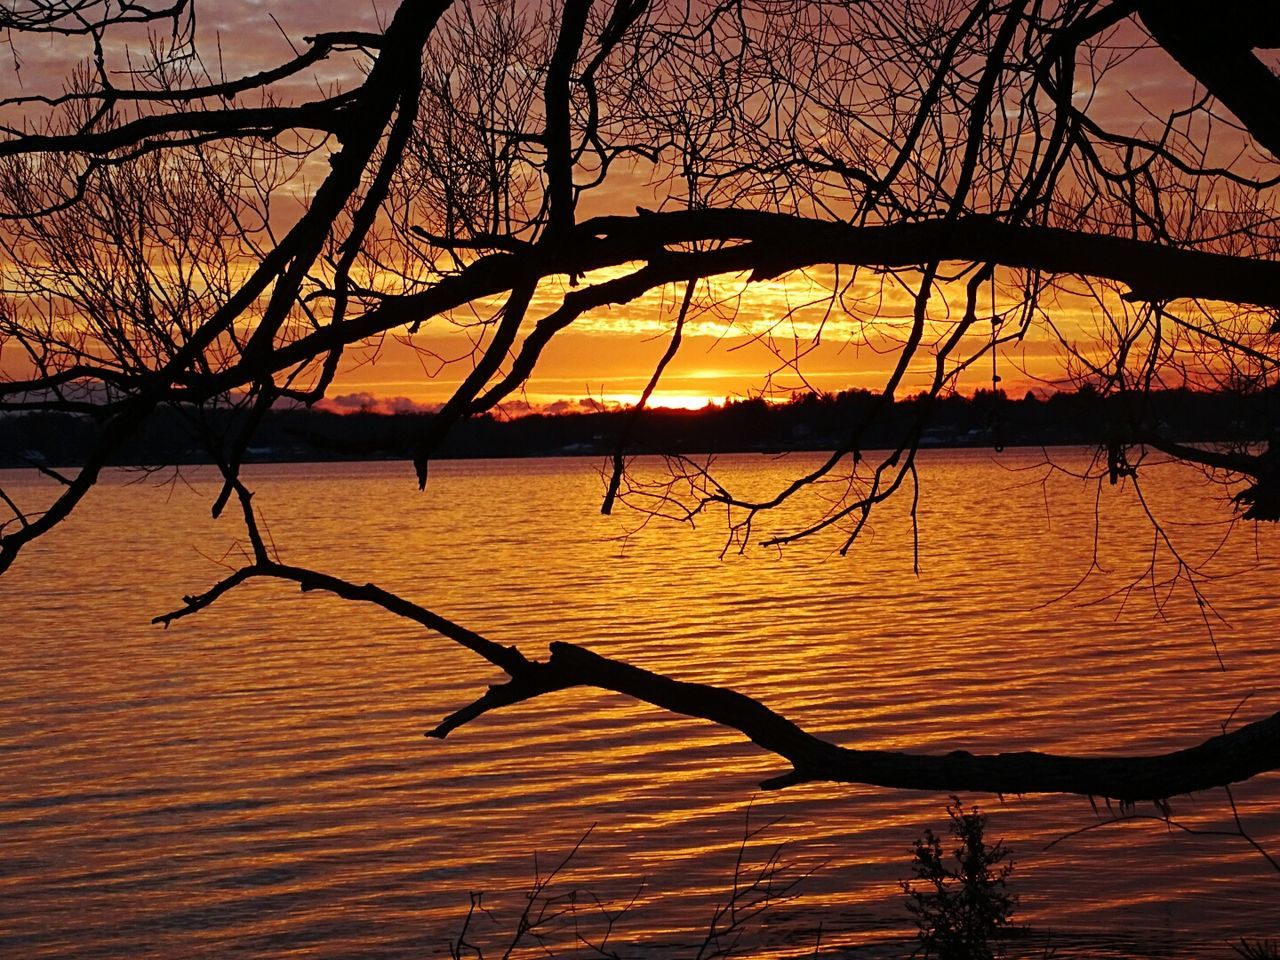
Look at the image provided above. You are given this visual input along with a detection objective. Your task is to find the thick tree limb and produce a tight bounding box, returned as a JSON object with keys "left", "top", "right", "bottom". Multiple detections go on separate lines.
{"left": 1140, "top": 1, "right": 1280, "bottom": 158}
{"left": 462, "top": 643, "right": 1279, "bottom": 799}
{"left": 289, "top": 210, "right": 1280, "bottom": 390}
{"left": 441, "top": 640, "right": 1280, "bottom": 803}
{"left": 581, "top": 211, "right": 1280, "bottom": 310}
{"left": 156, "top": 561, "right": 1280, "bottom": 806}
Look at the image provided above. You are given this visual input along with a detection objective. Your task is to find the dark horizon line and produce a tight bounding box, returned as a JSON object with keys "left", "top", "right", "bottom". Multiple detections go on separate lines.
{"left": 3, "top": 384, "right": 1274, "bottom": 472}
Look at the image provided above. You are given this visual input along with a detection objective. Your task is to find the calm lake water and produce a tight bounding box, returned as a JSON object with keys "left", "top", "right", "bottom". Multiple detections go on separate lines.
{"left": 1, "top": 449, "right": 1278, "bottom": 958}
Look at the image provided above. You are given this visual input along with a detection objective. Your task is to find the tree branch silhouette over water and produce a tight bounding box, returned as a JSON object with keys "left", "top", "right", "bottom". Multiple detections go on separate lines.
{"left": 3, "top": 0, "right": 1280, "bottom": 915}
{"left": 153, "top": 536, "right": 1280, "bottom": 805}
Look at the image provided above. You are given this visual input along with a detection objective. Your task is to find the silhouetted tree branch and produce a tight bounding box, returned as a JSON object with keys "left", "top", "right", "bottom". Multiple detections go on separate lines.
{"left": 152, "top": 557, "right": 1280, "bottom": 804}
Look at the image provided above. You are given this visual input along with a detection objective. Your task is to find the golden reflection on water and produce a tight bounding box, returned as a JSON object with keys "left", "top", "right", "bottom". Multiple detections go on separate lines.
{"left": 1, "top": 450, "right": 1278, "bottom": 958}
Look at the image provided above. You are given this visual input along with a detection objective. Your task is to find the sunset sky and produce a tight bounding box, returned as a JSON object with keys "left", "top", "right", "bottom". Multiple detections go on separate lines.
{"left": 320, "top": 266, "right": 1079, "bottom": 414}
{"left": 0, "top": 0, "right": 1232, "bottom": 414}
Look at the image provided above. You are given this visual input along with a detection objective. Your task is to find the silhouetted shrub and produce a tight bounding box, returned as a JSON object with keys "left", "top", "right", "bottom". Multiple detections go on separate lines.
{"left": 902, "top": 797, "right": 1016, "bottom": 960}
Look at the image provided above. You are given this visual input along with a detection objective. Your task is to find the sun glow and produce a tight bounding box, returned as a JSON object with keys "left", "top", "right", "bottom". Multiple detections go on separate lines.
{"left": 606, "top": 391, "right": 728, "bottom": 411}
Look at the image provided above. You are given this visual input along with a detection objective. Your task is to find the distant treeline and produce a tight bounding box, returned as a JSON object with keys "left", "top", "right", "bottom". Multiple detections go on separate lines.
{"left": 2, "top": 386, "right": 1277, "bottom": 469}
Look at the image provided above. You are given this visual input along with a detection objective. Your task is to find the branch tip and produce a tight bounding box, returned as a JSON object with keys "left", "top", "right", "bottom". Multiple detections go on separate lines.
{"left": 759, "top": 769, "right": 811, "bottom": 791}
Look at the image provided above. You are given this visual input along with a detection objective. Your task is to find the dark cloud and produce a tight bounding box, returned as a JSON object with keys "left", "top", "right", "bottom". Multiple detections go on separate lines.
{"left": 384, "top": 396, "right": 439, "bottom": 414}
{"left": 326, "top": 392, "right": 379, "bottom": 411}
{"left": 535, "top": 397, "right": 617, "bottom": 416}
{"left": 319, "top": 392, "right": 437, "bottom": 415}
{"left": 320, "top": 393, "right": 617, "bottom": 417}
{"left": 494, "top": 399, "right": 536, "bottom": 417}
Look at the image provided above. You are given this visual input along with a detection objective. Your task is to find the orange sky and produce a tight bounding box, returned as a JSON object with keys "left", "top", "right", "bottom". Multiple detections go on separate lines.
{"left": 320, "top": 266, "right": 1080, "bottom": 415}
{"left": 0, "top": 2, "right": 1251, "bottom": 415}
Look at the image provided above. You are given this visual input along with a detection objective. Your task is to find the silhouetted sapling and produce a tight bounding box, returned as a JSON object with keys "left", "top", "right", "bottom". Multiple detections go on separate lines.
{"left": 902, "top": 798, "right": 1016, "bottom": 960}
